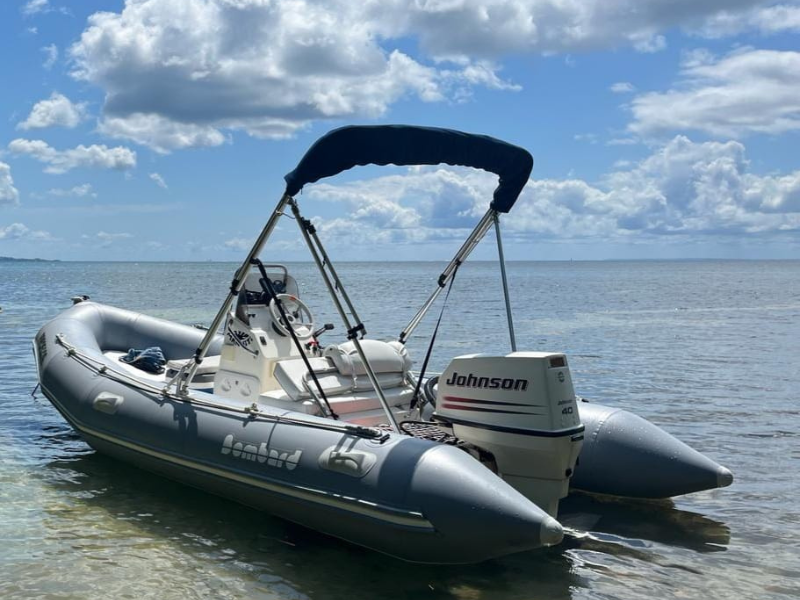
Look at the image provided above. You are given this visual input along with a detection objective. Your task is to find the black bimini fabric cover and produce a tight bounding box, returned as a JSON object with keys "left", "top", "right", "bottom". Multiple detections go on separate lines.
{"left": 284, "top": 125, "right": 533, "bottom": 213}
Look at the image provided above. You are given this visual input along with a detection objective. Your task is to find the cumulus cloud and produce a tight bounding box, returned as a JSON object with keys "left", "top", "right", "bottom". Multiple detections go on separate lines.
{"left": 21, "top": 0, "right": 48, "bottom": 16}
{"left": 690, "top": 3, "right": 800, "bottom": 37}
{"left": 62, "top": 1, "right": 800, "bottom": 152}
{"left": 629, "top": 32, "right": 667, "bottom": 53}
{"left": 72, "top": 0, "right": 785, "bottom": 152}
{"left": 610, "top": 82, "right": 636, "bottom": 93}
{"left": 299, "top": 167, "right": 498, "bottom": 246}
{"left": 47, "top": 183, "right": 96, "bottom": 198}
{"left": 1, "top": 162, "right": 20, "bottom": 207}
{"left": 62, "top": 0, "right": 791, "bottom": 62}
{"left": 366, "top": 0, "right": 776, "bottom": 58}
{"left": 629, "top": 48, "right": 800, "bottom": 137}
{"left": 744, "top": 171, "right": 800, "bottom": 213}
{"left": 516, "top": 137, "right": 800, "bottom": 235}
{"left": 0, "top": 222, "right": 54, "bottom": 241}
{"left": 41, "top": 44, "right": 58, "bottom": 69}
{"left": 149, "top": 172, "right": 168, "bottom": 189}
{"left": 18, "top": 92, "right": 86, "bottom": 130}
{"left": 308, "top": 166, "right": 494, "bottom": 231}
{"left": 515, "top": 137, "right": 800, "bottom": 236}
{"left": 70, "top": 0, "right": 509, "bottom": 151}
{"left": 97, "top": 114, "right": 228, "bottom": 154}
{"left": 22, "top": 0, "right": 69, "bottom": 18}
{"left": 8, "top": 139, "right": 136, "bottom": 174}
{"left": 303, "top": 136, "right": 800, "bottom": 247}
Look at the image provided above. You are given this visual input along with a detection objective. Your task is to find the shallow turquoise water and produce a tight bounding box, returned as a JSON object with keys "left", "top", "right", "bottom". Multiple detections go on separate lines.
{"left": 1, "top": 260, "right": 799, "bottom": 599}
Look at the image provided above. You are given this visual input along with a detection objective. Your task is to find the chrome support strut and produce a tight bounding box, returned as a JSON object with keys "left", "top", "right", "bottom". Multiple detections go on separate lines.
{"left": 172, "top": 194, "right": 292, "bottom": 395}
{"left": 399, "top": 208, "right": 496, "bottom": 343}
{"left": 289, "top": 199, "right": 401, "bottom": 433}
{"left": 493, "top": 212, "right": 516, "bottom": 352}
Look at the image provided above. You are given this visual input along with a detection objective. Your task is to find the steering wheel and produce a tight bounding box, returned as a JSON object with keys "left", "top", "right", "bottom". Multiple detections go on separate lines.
{"left": 269, "top": 294, "right": 316, "bottom": 339}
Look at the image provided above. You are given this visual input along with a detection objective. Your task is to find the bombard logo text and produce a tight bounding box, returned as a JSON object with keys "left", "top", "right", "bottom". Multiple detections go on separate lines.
{"left": 444, "top": 371, "right": 529, "bottom": 391}
{"left": 220, "top": 434, "right": 302, "bottom": 470}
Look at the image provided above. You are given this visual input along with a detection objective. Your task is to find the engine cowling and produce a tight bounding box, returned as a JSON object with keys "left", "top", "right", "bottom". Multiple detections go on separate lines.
{"left": 434, "top": 352, "right": 584, "bottom": 516}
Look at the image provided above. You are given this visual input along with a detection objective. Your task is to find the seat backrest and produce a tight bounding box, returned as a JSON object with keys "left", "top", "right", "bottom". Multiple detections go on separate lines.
{"left": 273, "top": 340, "right": 412, "bottom": 401}
{"left": 324, "top": 340, "right": 412, "bottom": 376}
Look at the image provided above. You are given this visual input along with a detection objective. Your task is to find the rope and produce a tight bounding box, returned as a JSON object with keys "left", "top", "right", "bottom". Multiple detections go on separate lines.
{"left": 410, "top": 263, "right": 459, "bottom": 410}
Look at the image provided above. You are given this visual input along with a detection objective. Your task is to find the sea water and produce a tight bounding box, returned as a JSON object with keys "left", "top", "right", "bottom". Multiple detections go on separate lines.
{"left": 1, "top": 260, "right": 798, "bottom": 599}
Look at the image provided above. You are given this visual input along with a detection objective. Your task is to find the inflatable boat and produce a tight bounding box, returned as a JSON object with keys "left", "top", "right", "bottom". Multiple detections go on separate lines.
{"left": 34, "top": 125, "right": 732, "bottom": 563}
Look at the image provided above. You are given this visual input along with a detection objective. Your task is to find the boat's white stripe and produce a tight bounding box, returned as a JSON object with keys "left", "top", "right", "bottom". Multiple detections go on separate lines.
{"left": 41, "top": 385, "right": 433, "bottom": 530}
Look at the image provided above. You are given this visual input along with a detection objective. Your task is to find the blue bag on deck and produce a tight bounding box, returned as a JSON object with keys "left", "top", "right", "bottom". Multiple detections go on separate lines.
{"left": 119, "top": 346, "right": 166, "bottom": 374}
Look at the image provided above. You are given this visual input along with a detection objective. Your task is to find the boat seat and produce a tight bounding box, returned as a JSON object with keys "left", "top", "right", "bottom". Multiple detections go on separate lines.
{"left": 273, "top": 356, "right": 351, "bottom": 400}
{"left": 323, "top": 339, "right": 412, "bottom": 376}
{"left": 273, "top": 340, "right": 411, "bottom": 402}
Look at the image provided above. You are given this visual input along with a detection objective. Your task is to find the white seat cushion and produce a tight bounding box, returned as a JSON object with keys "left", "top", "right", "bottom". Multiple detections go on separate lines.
{"left": 273, "top": 351, "right": 408, "bottom": 402}
{"left": 323, "top": 339, "right": 411, "bottom": 376}
{"left": 273, "top": 357, "right": 352, "bottom": 401}
{"left": 352, "top": 372, "right": 404, "bottom": 391}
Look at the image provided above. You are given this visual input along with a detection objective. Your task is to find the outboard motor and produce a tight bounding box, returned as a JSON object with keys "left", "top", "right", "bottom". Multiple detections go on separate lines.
{"left": 434, "top": 352, "right": 584, "bottom": 517}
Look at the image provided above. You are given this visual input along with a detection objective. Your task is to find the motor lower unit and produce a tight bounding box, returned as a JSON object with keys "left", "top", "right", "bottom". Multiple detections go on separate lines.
{"left": 434, "top": 352, "right": 584, "bottom": 516}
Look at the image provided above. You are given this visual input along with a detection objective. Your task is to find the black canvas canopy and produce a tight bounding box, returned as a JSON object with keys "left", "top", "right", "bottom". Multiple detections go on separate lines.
{"left": 284, "top": 125, "right": 533, "bottom": 213}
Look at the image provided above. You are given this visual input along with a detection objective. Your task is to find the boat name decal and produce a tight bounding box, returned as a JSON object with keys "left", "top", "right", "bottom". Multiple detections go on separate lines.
{"left": 226, "top": 324, "right": 259, "bottom": 357}
{"left": 36, "top": 332, "right": 47, "bottom": 365}
{"left": 444, "top": 371, "right": 528, "bottom": 391}
{"left": 220, "top": 434, "right": 301, "bottom": 470}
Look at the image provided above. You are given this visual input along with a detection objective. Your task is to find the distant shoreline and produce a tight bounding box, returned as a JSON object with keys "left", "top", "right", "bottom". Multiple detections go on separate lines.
{"left": 0, "top": 256, "right": 61, "bottom": 263}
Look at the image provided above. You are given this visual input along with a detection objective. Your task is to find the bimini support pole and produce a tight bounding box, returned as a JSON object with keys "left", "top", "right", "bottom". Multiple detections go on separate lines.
{"left": 289, "top": 199, "right": 401, "bottom": 433}
{"left": 305, "top": 218, "right": 365, "bottom": 329}
{"left": 399, "top": 208, "right": 496, "bottom": 344}
{"left": 171, "top": 194, "right": 292, "bottom": 396}
{"left": 493, "top": 212, "right": 517, "bottom": 352}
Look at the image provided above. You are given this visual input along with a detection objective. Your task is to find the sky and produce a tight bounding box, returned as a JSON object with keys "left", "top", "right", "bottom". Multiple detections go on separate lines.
{"left": 0, "top": 0, "right": 798, "bottom": 261}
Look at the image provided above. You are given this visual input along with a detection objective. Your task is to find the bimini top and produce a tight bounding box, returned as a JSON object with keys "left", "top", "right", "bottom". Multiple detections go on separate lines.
{"left": 284, "top": 125, "right": 533, "bottom": 213}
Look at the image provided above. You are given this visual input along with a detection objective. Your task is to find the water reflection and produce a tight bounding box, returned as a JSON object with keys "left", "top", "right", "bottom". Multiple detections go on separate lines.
{"left": 36, "top": 438, "right": 732, "bottom": 600}
{"left": 40, "top": 450, "right": 580, "bottom": 600}
{"left": 560, "top": 493, "right": 731, "bottom": 553}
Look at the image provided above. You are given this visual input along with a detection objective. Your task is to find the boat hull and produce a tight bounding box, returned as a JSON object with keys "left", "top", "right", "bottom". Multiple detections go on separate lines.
{"left": 571, "top": 401, "right": 733, "bottom": 498}
{"left": 34, "top": 303, "right": 561, "bottom": 564}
